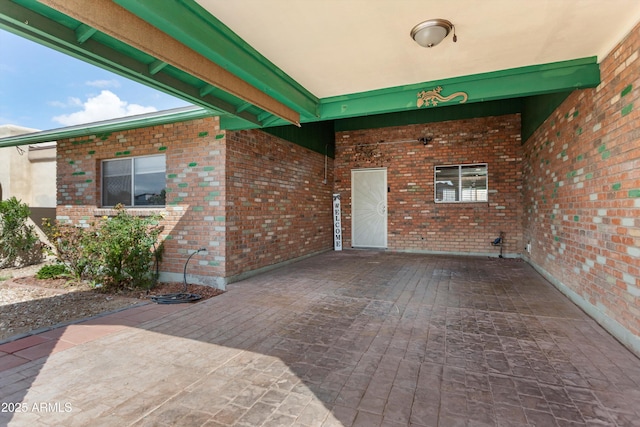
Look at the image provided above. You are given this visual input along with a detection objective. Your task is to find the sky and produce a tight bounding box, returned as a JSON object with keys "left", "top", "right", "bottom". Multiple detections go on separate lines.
{"left": 0, "top": 29, "right": 191, "bottom": 132}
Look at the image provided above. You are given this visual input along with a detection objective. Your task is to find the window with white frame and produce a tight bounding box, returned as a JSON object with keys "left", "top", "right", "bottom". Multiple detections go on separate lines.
{"left": 102, "top": 155, "right": 166, "bottom": 207}
{"left": 435, "top": 163, "right": 488, "bottom": 203}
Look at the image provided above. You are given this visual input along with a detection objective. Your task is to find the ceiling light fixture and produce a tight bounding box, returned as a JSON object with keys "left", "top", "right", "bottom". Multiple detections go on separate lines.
{"left": 411, "top": 19, "right": 457, "bottom": 48}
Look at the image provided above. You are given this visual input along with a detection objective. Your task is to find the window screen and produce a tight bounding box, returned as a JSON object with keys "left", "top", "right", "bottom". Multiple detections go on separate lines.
{"left": 102, "top": 155, "right": 165, "bottom": 207}
{"left": 435, "top": 164, "right": 487, "bottom": 203}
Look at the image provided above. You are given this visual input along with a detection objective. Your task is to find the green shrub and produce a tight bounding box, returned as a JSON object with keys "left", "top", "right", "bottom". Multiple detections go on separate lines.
{"left": 0, "top": 197, "right": 44, "bottom": 268}
{"left": 89, "top": 206, "right": 164, "bottom": 290}
{"left": 43, "top": 205, "right": 164, "bottom": 291}
{"left": 42, "top": 218, "right": 97, "bottom": 281}
{"left": 36, "top": 263, "right": 71, "bottom": 279}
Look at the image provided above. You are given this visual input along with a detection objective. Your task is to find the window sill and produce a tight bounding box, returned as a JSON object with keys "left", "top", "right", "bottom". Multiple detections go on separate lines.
{"left": 434, "top": 201, "right": 489, "bottom": 204}
{"left": 94, "top": 207, "right": 167, "bottom": 217}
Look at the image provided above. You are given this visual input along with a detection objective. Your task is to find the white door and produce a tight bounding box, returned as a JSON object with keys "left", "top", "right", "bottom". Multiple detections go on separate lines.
{"left": 351, "top": 168, "right": 387, "bottom": 248}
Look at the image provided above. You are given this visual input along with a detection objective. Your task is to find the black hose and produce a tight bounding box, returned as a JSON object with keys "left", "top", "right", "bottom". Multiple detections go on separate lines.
{"left": 150, "top": 248, "right": 205, "bottom": 304}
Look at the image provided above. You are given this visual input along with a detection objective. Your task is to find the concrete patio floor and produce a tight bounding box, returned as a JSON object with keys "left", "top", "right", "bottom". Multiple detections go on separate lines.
{"left": 1, "top": 251, "right": 639, "bottom": 426}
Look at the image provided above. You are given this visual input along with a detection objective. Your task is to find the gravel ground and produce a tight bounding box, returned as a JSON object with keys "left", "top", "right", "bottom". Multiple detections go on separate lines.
{"left": 0, "top": 262, "right": 223, "bottom": 342}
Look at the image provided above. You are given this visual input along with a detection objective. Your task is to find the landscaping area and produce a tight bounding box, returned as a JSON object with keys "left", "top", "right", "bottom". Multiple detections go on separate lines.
{"left": 0, "top": 198, "right": 223, "bottom": 342}
{"left": 0, "top": 261, "right": 222, "bottom": 342}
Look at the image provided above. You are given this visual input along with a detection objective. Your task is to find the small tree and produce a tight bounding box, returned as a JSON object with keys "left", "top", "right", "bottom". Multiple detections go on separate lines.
{"left": 0, "top": 197, "right": 44, "bottom": 268}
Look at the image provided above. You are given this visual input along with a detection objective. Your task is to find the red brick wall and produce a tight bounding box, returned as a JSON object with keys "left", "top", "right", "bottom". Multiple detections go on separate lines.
{"left": 522, "top": 22, "right": 640, "bottom": 341}
{"left": 335, "top": 115, "right": 523, "bottom": 255}
{"left": 56, "top": 117, "right": 227, "bottom": 287}
{"left": 224, "top": 129, "right": 334, "bottom": 278}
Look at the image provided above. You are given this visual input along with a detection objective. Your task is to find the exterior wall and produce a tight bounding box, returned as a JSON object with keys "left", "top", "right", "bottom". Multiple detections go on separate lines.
{"left": 0, "top": 125, "right": 55, "bottom": 209}
{"left": 224, "top": 129, "right": 334, "bottom": 279}
{"left": 27, "top": 144, "right": 57, "bottom": 208}
{"left": 56, "top": 117, "right": 227, "bottom": 287}
{"left": 335, "top": 115, "right": 523, "bottom": 255}
{"left": 522, "top": 22, "right": 640, "bottom": 355}
{"left": 55, "top": 119, "right": 334, "bottom": 287}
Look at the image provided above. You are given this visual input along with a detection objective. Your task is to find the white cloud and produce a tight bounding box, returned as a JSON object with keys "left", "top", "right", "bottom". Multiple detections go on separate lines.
{"left": 52, "top": 90, "right": 157, "bottom": 126}
{"left": 48, "top": 97, "right": 82, "bottom": 108}
{"left": 85, "top": 79, "right": 121, "bottom": 88}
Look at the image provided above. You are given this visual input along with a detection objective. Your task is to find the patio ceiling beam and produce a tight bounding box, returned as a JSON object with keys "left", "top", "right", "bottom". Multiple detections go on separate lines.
{"left": 74, "top": 24, "right": 96, "bottom": 44}
{"left": 319, "top": 57, "right": 600, "bottom": 120}
{"left": 148, "top": 60, "right": 168, "bottom": 75}
{"left": 39, "top": 0, "right": 301, "bottom": 126}
{"left": 113, "top": 0, "right": 320, "bottom": 120}
{"left": 0, "top": 1, "right": 261, "bottom": 127}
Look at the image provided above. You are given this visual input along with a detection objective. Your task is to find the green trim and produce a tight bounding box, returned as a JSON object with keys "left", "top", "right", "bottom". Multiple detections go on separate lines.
{"left": 321, "top": 58, "right": 599, "bottom": 121}
{"left": 0, "top": 0, "right": 261, "bottom": 127}
{"left": 0, "top": 106, "right": 214, "bottom": 148}
{"left": 2, "top": 3, "right": 600, "bottom": 135}
{"left": 113, "top": 0, "right": 319, "bottom": 118}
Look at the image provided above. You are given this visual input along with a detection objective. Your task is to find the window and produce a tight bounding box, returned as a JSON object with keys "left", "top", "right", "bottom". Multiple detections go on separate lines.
{"left": 102, "top": 155, "right": 166, "bottom": 207}
{"left": 435, "top": 163, "right": 488, "bottom": 203}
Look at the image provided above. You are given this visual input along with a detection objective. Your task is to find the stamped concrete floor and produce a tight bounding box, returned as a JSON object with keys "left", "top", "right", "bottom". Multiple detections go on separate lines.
{"left": 1, "top": 251, "right": 640, "bottom": 426}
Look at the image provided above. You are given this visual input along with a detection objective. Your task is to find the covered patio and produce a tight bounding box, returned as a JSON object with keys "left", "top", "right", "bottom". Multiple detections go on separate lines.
{"left": 2, "top": 251, "right": 639, "bottom": 426}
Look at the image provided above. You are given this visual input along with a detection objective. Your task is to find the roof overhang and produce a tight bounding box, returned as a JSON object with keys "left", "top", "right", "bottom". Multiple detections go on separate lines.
{"left": 0, "top": 0, "right": 603, "bottom": 136}
{"left": 0, "top": 106, "right": 213, "bottom": 148}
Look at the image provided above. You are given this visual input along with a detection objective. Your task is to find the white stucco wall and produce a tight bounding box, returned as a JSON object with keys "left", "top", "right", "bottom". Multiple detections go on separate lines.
{"left": 0, "top": 125, "right": 56, "bottom": 208}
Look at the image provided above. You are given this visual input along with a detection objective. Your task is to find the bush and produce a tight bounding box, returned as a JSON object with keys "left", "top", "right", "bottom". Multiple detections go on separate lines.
{"left": 42, "top": 218, "right": 97, "bottom": 281}
{"left": 90, "top": 206, "right": 164, "bottom": 290}
{"left": 43, "top": 205, "right": 164, "bottom": 291}
{"left": 36, "top": 263, "right": 71, "bottom": 279}
{"left": 0, "top": 197, "right": 44, "bottom": 268}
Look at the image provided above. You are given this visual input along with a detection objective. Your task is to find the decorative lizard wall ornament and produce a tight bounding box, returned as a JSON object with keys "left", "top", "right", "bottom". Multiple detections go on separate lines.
{"left": 416, "top": 86, "right": 468, "bottom": 107}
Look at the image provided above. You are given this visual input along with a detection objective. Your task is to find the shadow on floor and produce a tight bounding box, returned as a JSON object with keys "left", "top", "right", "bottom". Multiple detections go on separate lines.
{"left": 1, "top": 251, "right": 639, "bottom": 426}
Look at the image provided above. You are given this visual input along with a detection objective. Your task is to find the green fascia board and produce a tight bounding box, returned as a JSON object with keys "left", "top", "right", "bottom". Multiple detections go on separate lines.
{"left": 320, "top": 57, "right": 600, "bottom": 120}
{"left": 221, "top": 57, "right": 598, "bottom": 130}
{"left": 0, "top": 107, "right": 215, "bottom": 148}
{"left": 113, "top": 0, "right": 320, "bottom": 118}
{"left": 0, "top": 0, "right": 261, "bottom": 128}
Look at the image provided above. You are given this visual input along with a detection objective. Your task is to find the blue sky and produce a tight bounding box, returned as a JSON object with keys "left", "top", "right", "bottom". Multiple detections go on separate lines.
{"left": 0, "top": 29, "right": 191, "bottom": 132}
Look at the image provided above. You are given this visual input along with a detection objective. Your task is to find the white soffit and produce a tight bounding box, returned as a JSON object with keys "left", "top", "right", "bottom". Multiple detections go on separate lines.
{"left": 197, "top": 0, "right": 640, "bottom": 98}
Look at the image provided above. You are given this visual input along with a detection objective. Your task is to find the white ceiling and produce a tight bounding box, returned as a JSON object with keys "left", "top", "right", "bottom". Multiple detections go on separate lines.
{"left": 198, "top": 0, "right": 640, "bottom": 99}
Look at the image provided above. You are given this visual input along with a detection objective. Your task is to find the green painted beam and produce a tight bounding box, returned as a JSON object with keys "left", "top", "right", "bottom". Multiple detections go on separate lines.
{"left": 74, "top": 23, "right": 96, "bottom": 43}
{"left": 199, "top": 84, "right": 216, "bottom": 97}
{"left": 113, "top": 0, "right": 320, "bottom": 118}
{"left": 320, "top": 57, "right": 600, "bottom": 120}
{"left": 235, "top": 102, "right": 253, "bottom": 114}
{"left": 0, "top": 106, "right": 214, "bottom": 148}
{"left": 220, "top": 115, "right": 259, "bottom": 131}
{"left": 148, "top": 59, "right": 168, "bottom": 75}
{"left": 261, "top": 115, "right": 282, "bottom": 127}
{"left": 0, "top": 0, "right": 262, "bottom": 127}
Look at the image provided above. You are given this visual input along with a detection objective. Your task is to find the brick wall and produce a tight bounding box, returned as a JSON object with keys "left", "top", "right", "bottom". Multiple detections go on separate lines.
{"left": 56, "top": 117, "right": 227, "bottom": 287}
{"left": 224, "top": 129, "right": 334, "bottom": 278}
{"left": 335, "top": 115, "right": 523, "bottom": 255}
{"left": 523, "top": 22, "right": 640, "bottom": 347}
